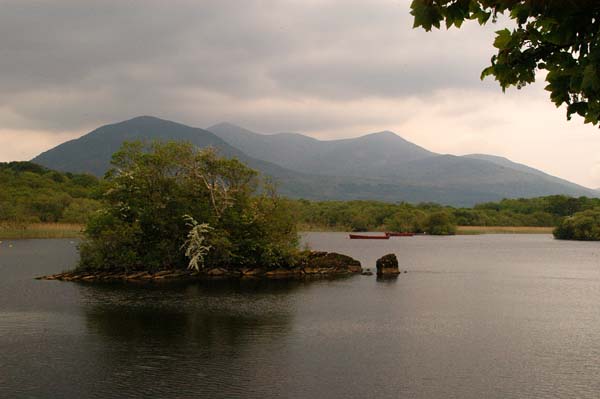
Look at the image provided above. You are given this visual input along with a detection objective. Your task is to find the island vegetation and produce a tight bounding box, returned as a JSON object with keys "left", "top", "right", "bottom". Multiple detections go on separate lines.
{"left": 35, "top": 141, "right": 370, "bottom": 282}
{"left": 77, "top": 141, "right": 299, "bottom": 272}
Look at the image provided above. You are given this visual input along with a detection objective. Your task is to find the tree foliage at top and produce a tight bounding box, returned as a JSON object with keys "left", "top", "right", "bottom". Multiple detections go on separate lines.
{"left": 411, "top": 0, "right": 600, "bottom": 125}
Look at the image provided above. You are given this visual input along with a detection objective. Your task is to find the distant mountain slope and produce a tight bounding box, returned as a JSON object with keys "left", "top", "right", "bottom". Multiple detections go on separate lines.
{"left": 461, "top": 153, "right": 593, "bottom": 195}
{"left": 33, "top": 116, "right": 598, "bottom": 206}
{"left": 208, "top": 123, "right": 434, "bottom": 177}
{"left": 464, "top": 153, "right": 554, "bottom": 178}
{"left": 208, "top": 121, "right": 597, "bottom": 201}
{"left": 32, "top": 116, "right": 298, "bottom": 180}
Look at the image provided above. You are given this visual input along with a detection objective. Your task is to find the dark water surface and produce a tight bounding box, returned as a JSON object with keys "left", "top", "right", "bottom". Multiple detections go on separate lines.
{"left": 2, "top": 234, "right": 600, "bottom": 398}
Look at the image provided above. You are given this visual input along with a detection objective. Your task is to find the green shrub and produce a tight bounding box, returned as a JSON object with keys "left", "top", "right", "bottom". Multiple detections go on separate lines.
{"left": 425, "top": 211, "right": 456, "bottom": 235}
{"left": 553, "top": 209, "right": 600, "bottom": 241}
{"left": 384, "top": 208, "right": 426, "bottom": 233}
{"left": 61, "top": 198, "right": 102, "bottom": 223}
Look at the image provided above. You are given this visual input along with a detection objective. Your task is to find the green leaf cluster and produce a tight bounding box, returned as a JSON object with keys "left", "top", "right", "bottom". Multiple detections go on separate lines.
{"left": 411, "top": 0, "right": 600, "bottom": 125}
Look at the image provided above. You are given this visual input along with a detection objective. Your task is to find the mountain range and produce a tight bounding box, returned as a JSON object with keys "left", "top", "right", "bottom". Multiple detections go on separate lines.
{"left": 32, "top": 116, "right": 598, "bottom": 206}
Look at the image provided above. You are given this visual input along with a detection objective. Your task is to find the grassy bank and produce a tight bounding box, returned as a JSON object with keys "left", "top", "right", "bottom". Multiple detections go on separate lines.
{"left": 297, "top": 223, "right": 349, "bottom": 232}
{"left": 0, "top": 223, "right": 84, "bottom": 239}
{"left": 456, "top": 226, "right": 554, "bottom": 235}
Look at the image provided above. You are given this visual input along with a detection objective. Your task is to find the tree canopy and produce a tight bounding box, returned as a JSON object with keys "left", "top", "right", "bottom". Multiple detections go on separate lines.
{"left": 411, "top": 0, "right": 600, "bottom": 125}
{"left": 79, "top": 141, "right": 298, "bottom": 272}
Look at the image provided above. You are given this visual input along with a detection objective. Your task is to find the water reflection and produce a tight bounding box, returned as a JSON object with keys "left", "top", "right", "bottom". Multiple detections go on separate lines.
{"left": 376, "top": 275, "right": 399, "bottom": 283}
{"left": 79, "top": 280, "right": 300, "bottom": 346}
{"left": 66, "top": 280, "right": 305, "bottom": 398}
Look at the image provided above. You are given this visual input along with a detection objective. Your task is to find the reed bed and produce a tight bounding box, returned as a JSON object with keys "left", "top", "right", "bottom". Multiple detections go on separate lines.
{"left": 0, "top": 223, "right": 84, "bottom": 239}
{"left": 457, "top": 226, "right": 553, "bottom": 235}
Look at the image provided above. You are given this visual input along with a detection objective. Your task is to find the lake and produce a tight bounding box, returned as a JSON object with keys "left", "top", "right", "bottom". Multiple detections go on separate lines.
{"left": 1, "top": 233, "right": 600, "bottom": 398}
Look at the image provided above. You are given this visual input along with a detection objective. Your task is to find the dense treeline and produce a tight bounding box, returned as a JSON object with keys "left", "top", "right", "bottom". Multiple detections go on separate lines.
{"left": 288, "top": 195, "right": 600, "bottom": 233}
{"left": 3, "top": 160, "right": 600, "bottom": 238}
{"left": 0, "top": 162, "right": 102, "bottom": 224}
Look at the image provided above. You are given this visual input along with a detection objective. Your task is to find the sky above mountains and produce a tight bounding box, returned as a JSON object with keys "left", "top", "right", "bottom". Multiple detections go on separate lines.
{"left": 2, "top": 0, "right": 600, "bottom": 187}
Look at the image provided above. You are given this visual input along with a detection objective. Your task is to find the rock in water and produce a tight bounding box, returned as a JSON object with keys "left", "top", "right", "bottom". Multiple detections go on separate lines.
{"left": 376, "top": 254, "right": 400, "bottom": 276}
{"left": 299, "top": 251, "right": 362, "bottom": 274}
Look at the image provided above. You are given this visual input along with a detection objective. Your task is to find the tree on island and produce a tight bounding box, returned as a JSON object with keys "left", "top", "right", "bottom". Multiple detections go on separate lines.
{"left": 79, "top": 141, "right": 298, "bottom": 272}
{"left": 411, "top": 1, "right": 600, "bottom": 126}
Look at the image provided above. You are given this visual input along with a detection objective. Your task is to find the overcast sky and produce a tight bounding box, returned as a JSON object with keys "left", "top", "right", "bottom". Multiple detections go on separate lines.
{"left": 2, "top": 0, "right": 600, "bottom": 187}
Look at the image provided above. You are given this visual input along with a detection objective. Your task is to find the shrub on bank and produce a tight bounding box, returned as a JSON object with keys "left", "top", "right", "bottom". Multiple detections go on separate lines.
{"left": 384, "top": 208, "right": 426, "bottom": 233}
{"left": 425, "top": 211, "right": 456, "bottom": 235}
{"left": 553, "top": 209, "right": 600, "bottom": 241}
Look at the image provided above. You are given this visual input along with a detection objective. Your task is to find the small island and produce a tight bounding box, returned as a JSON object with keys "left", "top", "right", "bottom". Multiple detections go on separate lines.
{"left": 38, "top": 251, "right": 364, "bottom": 282}
{"left": 38, "top": 141, "right": 366, "bottom": 282}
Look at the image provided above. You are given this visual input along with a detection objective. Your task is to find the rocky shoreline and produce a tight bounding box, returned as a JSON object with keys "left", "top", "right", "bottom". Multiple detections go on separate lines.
{"left": 36, "top": 251, "right": 373, "bottom": 283}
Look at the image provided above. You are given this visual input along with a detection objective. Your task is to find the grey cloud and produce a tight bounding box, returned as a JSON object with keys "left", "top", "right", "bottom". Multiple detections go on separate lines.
{"left": 0, "top": 0, "right": 502, "bottom": 133}
{"left": 269, "top": 59, "right": 492, "bottom": 100}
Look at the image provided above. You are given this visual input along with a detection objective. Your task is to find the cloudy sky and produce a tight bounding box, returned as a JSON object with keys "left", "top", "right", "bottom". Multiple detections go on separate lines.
{"left": 2, "top": 0, "right": 600, "bottom": 187}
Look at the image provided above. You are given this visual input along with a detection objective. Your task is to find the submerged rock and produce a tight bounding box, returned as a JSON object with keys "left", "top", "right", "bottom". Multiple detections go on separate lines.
{"left": 376, "top": 253, "right": 400, "bottom": 276}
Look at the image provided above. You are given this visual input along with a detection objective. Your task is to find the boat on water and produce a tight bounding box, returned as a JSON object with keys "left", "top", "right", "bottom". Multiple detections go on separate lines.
{"left": 385, "top": 232, "right": 414, "bottom": 237}
{"left": 349, "top": 234, "right": 390, "bottom": 240}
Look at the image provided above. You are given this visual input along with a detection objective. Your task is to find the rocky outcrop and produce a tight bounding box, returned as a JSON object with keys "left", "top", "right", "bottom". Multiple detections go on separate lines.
{"left": 298, "top": 251, "right": 362, "bottom": 275}
{"left": 376, "top": 253, "right": 400, "bottom": 276}
{"left": 36, "top": 251, "right": 363, "bottom": 283}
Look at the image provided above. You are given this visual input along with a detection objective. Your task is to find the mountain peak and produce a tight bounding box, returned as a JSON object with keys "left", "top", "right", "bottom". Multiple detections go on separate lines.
{"left": 207, "top": 122, "right": 261, "bottom": 137}
{"left": 208, "top": 121, "right": 245, "bottom": 130}
{"left": 357, "top": 130, "right": 400, "bottom": 140}
{"left": 372, "top": 130, "right": 397, "bottom": 136}
{"left": 122, "top": 115, "right": 169, "bottom": 124}
{"left": 35, "top": 117, "right": 598, "bottom": 205}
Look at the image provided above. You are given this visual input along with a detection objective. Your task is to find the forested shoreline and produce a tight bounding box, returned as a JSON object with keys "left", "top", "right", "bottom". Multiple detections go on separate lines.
{"left": 2, "top": 158, "right": 600, "bottom": 241}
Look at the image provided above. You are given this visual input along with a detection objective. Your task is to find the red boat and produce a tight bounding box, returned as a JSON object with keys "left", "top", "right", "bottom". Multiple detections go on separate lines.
{"left": 385, "top": 232, "right": 414, "bottom": 237}
{"left": 349, "top": 234, "right": 390, "bottom": 239}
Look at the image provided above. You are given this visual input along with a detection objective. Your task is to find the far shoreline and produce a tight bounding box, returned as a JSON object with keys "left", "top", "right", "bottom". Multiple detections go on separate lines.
{"left": 0, "top": 223, "right": 553, "bottom": 240}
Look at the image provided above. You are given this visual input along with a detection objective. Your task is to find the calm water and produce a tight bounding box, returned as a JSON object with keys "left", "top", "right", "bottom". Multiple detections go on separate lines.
{"left": 2, "top": 234, "right": 600, "bottom": 398}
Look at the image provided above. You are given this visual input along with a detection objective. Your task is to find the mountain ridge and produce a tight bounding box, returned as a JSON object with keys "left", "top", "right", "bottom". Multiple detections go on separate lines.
{"left": 32, "top": 116, "right": 597, "bottom": 206}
